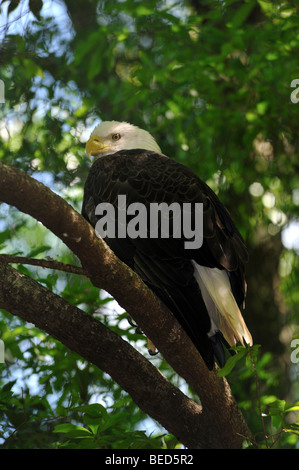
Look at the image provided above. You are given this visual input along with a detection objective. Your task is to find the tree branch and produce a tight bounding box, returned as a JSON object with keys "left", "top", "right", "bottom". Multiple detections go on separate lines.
{"left": 0, "top": 260, "right": 204, "bottom": 448}
{"left": 0, "top": 161, "right": 252, "bottom": 448}
{"left": 0, "top": 254, "right": 88, "bottom": 276}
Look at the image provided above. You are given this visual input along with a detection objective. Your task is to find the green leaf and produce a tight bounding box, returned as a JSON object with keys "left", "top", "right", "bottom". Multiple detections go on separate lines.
{"left": 283, "top": 423, "right": 299, "bottom": 435}
{"left": 269, "top": 399, "right": 286, "bottom": 413}
{"left": 0, "top": 229, "right": 11, "bottom": 244}
{"left": 256, "top": 101, "right": 268, "bottom": 115}
{"left": 26, "top": 245, "right": 51, "bottom": 258}
{"left": 7, "top": 0, "right": 22, "bottom": 16}
{"left": 29, "top": 0, "right": 43, "bottom": 19}
{"left": 271, "top": 413, "right": 283, "bottom": 430}
{"left": 285, "top": 404, "right": 299, "bottom": 413}
{"left": 73, "top": 403, "right": 108, "bottom": 418}
{"left": 217, "top": 348, "right": 247, "bottom": 377}
{"left": 135, "top": 6, "right": 153, "bottom": 16}
{"left": 227, "top": 2, "right": 255, "bottom": 29}
{"left": 53, "top": 423, "right": 92, "bottom": 438}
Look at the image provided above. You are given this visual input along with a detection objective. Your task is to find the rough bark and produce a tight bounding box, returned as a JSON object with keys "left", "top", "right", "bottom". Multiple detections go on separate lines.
{"left": 0, "top": 161, "right": 252, "bottom": 448}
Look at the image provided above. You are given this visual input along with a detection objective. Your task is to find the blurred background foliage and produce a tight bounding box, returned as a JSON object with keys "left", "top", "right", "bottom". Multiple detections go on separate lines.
{"left": 0, "top": 0, "right": 298, "bottom": 449}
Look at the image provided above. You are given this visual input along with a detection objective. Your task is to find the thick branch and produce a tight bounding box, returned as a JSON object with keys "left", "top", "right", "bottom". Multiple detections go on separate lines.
{"left": 0, "top": 161, "right": 252, "bottom": 448}
{"left": 0, "top": 260, "right": 205, "bottom": 448}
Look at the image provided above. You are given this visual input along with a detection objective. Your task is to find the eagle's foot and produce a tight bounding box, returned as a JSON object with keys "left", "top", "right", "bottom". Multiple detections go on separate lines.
{"left": 147, "top": 338, "right": 158, "bottom": 356}
{"left": 127, "top": 315, "right": 143, "bottom": 334}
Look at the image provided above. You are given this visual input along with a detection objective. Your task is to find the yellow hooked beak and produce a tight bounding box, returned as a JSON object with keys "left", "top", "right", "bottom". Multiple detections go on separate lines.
{"left": 86, "top": 136, "right": 108, "bottom": 161}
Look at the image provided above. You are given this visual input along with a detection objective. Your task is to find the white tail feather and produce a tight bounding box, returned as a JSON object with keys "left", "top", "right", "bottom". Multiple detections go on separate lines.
{"left": 192, "top": 262, "right": 252, "bottom": 347}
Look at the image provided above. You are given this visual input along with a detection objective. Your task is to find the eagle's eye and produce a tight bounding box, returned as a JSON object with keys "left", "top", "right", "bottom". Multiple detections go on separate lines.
{"left": 112, "top": 133, "right": 121, "bottom": 141}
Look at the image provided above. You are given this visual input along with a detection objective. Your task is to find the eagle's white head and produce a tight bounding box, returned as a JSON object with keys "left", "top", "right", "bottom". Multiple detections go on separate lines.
{"left": 86, "top": 121, "right": 162, "bottom": 159}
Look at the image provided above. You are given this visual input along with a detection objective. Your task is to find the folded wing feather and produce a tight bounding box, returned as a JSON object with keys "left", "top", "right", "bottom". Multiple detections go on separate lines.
{"left": 192, "top": 262, "right": 252, "bottom": 347}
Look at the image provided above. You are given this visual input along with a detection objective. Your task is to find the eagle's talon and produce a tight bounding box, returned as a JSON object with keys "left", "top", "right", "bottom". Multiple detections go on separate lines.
{"left": 135, "top": 327, "right": 143, "bottom": 335}
{"left": 148, "top": 348, "right": 159, "bottom": 356}
{"left": 127, "top": 315, "right": 138, "bottom": 328}
{"left": 127, "top": 316, "right": 143, "bottom": 335}
{"left": 147, "top": 338, "right": 158, "bottom": 356}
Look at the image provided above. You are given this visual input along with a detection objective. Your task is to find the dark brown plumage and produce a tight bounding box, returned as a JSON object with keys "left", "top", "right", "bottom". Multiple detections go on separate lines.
{"left": 82, "top": 148, "right": 251, "bottom": 369}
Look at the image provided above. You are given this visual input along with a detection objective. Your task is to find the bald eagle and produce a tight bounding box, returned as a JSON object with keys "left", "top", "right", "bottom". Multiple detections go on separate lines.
{"left": 82, "top": 121, "right": 252, "bottom": 370}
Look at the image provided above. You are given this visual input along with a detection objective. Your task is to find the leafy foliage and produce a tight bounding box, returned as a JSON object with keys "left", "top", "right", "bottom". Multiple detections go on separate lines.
{"left": 0, "top": 0, "right": 298, "bottom": 448}
{"left": 218, "top": 344, "right": 299, "bottom": 448}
